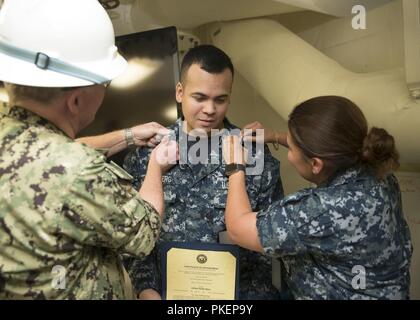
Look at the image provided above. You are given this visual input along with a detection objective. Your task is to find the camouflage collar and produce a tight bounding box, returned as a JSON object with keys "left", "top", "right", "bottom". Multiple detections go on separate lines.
{"left": 8, "top": 106, "right": 68, "bottom": 137}
{"left": 320, "top": 165, "right": 367, "bottom": 188}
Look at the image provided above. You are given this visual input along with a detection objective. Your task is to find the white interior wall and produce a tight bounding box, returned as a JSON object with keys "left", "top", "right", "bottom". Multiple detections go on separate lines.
{"left": 274, "top": 0, "right": 405, "bottom": 73}
{"left": 273, "top": 0, "right": 394, "bottom": 17}
{"left": 228, "top": 73, "right": 310, "bottom": 195}
{"left": 130, "top": 0, "right": 301, "bottom": 30}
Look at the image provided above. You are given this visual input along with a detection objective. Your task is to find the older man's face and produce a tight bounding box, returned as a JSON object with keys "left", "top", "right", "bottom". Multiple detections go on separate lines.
{"left": 176, "top": 64, "right": 233, "bottom": 134}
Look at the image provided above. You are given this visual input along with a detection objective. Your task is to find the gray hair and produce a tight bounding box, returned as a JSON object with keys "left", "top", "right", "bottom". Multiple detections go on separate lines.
{"left": 4, "top": 83, "right": 66, "bottom": 105}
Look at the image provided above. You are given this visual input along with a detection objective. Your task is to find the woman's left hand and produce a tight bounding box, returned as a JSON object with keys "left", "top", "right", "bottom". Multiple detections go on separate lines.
{"left": 222, "top": 135, "right": 247, "bottom": 165}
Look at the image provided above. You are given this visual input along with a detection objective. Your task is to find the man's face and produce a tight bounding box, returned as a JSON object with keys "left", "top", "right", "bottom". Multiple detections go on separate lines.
{"left": 176, "top": 64, "right": 233, "bottom": 134}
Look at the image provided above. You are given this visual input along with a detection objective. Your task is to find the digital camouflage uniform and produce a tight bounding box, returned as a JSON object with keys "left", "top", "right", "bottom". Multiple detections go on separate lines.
{"left": 0, "top": 107, "right": 161, "bottom": 299}
{"left": 123, "top": 118, "right": 284, "bottom": 300}
{"left": 257, "top": 166, "right": 413, "bottom": 300}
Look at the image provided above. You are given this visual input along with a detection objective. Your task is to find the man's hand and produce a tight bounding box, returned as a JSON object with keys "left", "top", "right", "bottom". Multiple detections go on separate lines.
{"left": 139, "top": 136, "right": 177, "bottom": 218}
{"left": 149, "top": 136, "right": 179, "bottom": 173}
{"left": 132, "top": 122, "right": 170, "bottom": 148}
{"left": 77, "top": 123, "right": 170, "bottom": 158}
{"left": 138, "top": 289, "right": 162, "bottom": 300}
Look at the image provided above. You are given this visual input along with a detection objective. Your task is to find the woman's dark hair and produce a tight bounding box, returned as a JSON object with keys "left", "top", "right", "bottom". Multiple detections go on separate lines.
{"left": 288, "top": 96, "right": 399, "bottom": 178}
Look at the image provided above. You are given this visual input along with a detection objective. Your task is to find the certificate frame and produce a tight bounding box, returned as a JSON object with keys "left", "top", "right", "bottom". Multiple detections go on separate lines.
{"left": 161, "top": 241, "right": 240, "bottom": 300}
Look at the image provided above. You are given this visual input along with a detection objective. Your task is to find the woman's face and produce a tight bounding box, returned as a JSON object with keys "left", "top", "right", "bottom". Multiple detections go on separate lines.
{"left": 286, "top": 130, "right": 319, "bottom": 183}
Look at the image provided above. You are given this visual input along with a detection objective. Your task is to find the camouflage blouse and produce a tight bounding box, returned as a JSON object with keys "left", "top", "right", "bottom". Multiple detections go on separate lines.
{"left": 0, "top": 107, "right": 161, "bottom": 299}
{"left": 257, "top": 166, "right": 413, "bottom": 299}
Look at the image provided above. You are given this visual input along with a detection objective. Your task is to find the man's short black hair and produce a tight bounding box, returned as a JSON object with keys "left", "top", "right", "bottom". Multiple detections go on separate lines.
{"left": 180, "top": 45, "right": 234, "bottom": 83}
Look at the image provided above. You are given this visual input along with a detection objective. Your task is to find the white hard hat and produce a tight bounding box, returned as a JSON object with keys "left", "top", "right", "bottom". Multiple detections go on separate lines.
{"left": 0, "top": 0, "right": 127, "bottom": 87}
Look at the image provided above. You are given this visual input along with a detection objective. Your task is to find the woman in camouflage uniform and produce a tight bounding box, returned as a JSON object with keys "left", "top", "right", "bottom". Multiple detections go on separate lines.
{"left": 223, "top": 96, "right": 413, "bottom": 299}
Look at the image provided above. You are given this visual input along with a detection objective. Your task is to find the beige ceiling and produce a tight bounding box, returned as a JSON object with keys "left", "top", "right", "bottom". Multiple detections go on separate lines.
{"left": 136, "top": 0, "right": 302, "bottom": 29}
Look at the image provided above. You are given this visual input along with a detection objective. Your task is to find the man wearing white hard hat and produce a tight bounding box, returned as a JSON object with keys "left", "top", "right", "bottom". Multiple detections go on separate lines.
{"left": 0, "top": 0, "right": 177, "bottom": 299}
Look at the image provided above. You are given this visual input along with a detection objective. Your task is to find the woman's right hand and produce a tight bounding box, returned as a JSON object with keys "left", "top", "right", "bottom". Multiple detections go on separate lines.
{"left": 242, "top": 121, "right": 288, "bottom": 147}
{"left": 149, "top": 136, "right": 179, "bottom": 173}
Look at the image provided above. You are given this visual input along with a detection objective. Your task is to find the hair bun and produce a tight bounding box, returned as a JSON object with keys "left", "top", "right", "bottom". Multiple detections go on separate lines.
{"left": 361, "top": 127, "right": 399, "bottom": 177}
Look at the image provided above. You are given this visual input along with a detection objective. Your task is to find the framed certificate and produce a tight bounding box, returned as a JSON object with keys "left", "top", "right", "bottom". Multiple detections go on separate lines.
{"left": 161, "top": 242, "right": 240, "bottom": 300}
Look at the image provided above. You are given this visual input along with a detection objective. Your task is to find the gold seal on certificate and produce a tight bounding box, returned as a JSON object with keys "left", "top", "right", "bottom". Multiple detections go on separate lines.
{"left": 161, "top": 242, "right": 239, "bottom": 300}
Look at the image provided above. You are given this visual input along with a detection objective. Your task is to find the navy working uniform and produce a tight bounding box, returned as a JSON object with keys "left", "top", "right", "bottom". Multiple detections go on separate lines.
{"left": 123, "top": 118, "right": 284, "bottom": 299}
{"left": 257, "top": 165, "right": 413, "bottom": 299}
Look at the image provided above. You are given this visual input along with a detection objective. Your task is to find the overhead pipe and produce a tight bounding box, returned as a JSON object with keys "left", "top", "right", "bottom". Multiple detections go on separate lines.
{"left": 211, "top": 19, "right": 420, "bottom": 164}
